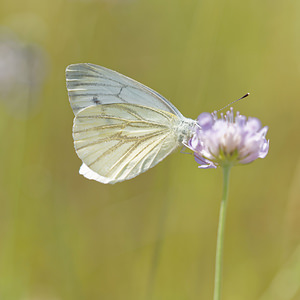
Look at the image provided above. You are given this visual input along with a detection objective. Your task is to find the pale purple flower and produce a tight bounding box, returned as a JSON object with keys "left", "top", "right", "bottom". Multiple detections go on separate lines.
{"left": 0, "top": 29, "right": 48, "bottom": 116}
{"left": 188, "top": 108, "right": 269, "bottom": 168}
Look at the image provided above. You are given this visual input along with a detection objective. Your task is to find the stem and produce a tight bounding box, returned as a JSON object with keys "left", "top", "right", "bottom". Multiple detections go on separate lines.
{"left": 213, "top": 165, "right": 231, "bottom": 300}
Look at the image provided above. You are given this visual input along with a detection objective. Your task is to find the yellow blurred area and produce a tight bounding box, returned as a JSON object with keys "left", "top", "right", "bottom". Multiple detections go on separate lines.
{"left": 0, "top": 0, "right": 300, "bottom": 299}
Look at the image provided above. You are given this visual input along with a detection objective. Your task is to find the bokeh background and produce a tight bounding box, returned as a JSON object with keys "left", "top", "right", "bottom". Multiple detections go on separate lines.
{"left": 0, "top": 0, "right": 300, "bottom": 299}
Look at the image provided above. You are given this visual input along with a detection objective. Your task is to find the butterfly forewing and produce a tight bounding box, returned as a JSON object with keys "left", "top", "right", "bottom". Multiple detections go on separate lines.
{"left": 73, "top": 103, "right": 182, "bottom": 184}
{"left": 66, "top": 63, "right": 183, "bottom": 117}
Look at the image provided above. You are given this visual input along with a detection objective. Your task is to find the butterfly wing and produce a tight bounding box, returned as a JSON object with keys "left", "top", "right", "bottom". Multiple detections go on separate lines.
{"left": 73, "top": 103, "right": 183, "bottom": 184}
{"left": 66, "top": 63, "right": 184, "bottom": 117}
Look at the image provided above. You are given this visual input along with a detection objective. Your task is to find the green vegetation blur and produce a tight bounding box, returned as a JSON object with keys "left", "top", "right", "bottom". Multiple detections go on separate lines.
{"left": 0, "top": 0, "right": 300, "bottom": 299}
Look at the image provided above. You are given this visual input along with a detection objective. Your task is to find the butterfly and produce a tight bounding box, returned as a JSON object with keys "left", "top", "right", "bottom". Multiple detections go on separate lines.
{"left": 66, "top": 63, "right": 197, "bottom": 184}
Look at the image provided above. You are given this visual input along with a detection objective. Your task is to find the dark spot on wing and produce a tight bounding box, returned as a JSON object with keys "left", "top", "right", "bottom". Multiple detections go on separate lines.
{"left": 92, "top": 96, "right": 101, "bottom": 104}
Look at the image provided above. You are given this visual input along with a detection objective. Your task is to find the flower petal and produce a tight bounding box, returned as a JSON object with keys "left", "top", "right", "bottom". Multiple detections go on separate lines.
{"left": 197, "top": 112, "right": 214, "bottom": 130}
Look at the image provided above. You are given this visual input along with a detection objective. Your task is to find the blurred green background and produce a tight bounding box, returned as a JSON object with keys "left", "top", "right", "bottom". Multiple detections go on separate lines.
{"left": 0, "top": 0, "right": 300, "bottom": 299}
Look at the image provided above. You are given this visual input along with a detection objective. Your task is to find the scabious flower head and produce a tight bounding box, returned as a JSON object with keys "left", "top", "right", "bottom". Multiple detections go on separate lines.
{"left": 0, "top": 29, "right": 48, "bottom": 117}
{"left": 188, "top": 108, "right": 269, "bottom": 168}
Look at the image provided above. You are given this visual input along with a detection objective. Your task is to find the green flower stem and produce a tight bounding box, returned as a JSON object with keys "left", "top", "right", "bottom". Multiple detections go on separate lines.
{"left": 213, "top": 165, "right": 231, "bottom": 300}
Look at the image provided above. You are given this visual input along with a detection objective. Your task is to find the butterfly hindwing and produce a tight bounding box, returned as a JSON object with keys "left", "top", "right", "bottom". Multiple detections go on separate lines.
{"left": 73, "top": 103, "right": 181, "bottom": 183}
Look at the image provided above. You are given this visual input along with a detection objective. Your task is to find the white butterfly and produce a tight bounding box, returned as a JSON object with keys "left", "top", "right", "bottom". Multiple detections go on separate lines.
{"left": 66, "top": 63, "right": 196, "bottom": 184}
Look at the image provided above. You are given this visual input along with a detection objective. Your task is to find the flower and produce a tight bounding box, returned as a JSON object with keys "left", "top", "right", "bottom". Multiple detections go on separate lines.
{"left": 0, "top": 29, "right": 48, "bottom": 117}
{"left": 188, "top": 108, "right": 269, "bottom": 168}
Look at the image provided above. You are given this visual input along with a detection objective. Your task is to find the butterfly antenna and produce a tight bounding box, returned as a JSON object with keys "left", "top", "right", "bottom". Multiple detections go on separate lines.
{"left": 215, "top": 93, "right": 250, "bottom": 113}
